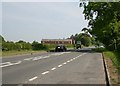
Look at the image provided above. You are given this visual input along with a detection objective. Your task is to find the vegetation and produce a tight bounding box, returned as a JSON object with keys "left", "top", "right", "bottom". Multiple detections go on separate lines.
{"left": 104, "top": 51, "right": 120, "bottom": 72}
{"left": 69, "top": 33, "right": 94, "bottom": 47}
{"left": 80, "top": 2, "right": 120, "bottom": 51}
{"left": 1, "top": 35, "right": 48, "bottom": 53}
{"left": 80, "top": 2, "right": 120, "bottom": 77}
{"left": 2, "top": 50, "right": 45, "bottom": 57}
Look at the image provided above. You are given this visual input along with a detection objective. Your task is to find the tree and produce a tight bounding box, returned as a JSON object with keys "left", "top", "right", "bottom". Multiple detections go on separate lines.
{"left": 32, "top": 41, "right": 48, "bottom": 50}
{"left": 70, "top": 33, "right": 92, "bottom": 47}
{"left": 80, "top": 2, "right": 120, "bottom": 51}
{"left": 0, "top": 35, "right": 5, "bottom": 43}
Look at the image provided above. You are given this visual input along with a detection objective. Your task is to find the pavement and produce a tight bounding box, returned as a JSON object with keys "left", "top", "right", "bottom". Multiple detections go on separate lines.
{"left": 1, "top": 48, "right": 106, "bottom": 84}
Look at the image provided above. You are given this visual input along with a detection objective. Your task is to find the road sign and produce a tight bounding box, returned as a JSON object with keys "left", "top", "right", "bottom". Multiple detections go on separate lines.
{"left": 76, "top": 41, "right": 81, "bottom": 44}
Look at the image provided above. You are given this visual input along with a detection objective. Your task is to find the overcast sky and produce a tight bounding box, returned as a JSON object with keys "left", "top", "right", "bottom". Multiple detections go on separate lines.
{"left": 2, "top": 1, "right": 88, "bottom": 43}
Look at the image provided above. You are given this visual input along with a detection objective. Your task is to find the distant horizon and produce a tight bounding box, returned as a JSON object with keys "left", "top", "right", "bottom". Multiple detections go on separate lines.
{"left": 2, "top": 2, "right": 88, "bottom": 43}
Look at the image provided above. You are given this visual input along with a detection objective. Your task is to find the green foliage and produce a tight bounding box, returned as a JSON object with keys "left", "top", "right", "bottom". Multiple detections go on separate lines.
{"left": 104, "top": 51, "right": 120, "bottom": 73}
{"left": 80, "top": 2, "right": 120, "bottom": 51}
{"left": 70, "top": 33, "right": 92, "bottom": 47}
{"left": 0, "top": 35, "right": 5, "bottom": 43}
{"left": 2, "top": 36, "right": 48, "bottom": 51}
{"left": 32, "top": 41, "right": 48, "bottom": 50}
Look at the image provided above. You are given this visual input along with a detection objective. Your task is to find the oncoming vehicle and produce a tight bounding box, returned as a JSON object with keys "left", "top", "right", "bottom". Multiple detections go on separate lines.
{"left": 55, "top": 45, "right": 67, "bottom": 52}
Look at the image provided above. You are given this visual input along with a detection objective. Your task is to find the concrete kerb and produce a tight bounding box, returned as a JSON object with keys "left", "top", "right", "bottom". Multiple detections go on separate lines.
{"left": 102, "top": 53, "right": 111, "bottom": 86}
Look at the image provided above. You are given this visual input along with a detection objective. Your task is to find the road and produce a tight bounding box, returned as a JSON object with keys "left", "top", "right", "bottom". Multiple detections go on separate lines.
{"left": 1, "top": 48, "right": 106, "bottom": 84}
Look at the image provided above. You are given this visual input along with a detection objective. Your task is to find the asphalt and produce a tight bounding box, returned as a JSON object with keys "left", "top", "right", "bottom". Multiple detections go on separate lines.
{"left": 1, "top": 48, "right": 106, "bottom": 84}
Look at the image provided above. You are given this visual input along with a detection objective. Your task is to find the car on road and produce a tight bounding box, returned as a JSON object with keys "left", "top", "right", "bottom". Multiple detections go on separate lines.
{"left": 55, "top": 45, "right": 67, "bottom": 52}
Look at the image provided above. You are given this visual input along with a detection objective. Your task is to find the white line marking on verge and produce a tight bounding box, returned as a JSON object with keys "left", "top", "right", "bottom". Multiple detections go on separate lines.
{"left": 43, "top": 56, "right": 50, "bottom": 59}
{"left": 42, "top": 71, "right": 49, "bottom": 75}
{"left": 24, "top": 58, "right": 33, "bottom": 61}
{"left": 58, "top": 64, "right": 62, "bottom": 67}
{"left": 0, "top": 62, "right": 11, "bottom": 65}
{"left": 51, "top": 67, "right": 56, "bottom": 70}
{"left": 0, "top": 61, "right": 22, "bottom": 68}
{"left": 29, "top": 76, "right": 38, "bottom": 81}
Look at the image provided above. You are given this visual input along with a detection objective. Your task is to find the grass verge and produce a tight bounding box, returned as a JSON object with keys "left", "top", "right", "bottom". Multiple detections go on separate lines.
{"left": 103, "top": 51, "right": 120, "bottom": 85}
{"left": 2, "top": 50, "right": 46, "bottom": 57}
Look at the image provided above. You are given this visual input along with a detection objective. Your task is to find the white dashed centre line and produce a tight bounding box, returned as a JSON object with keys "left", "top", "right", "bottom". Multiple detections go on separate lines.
{"left": 58, "top": 65, "right": 62, "bottom": 67}
{"left": 42, "top": 71, "right": 49, "bottom": 75}
{"left": 26, "top": 53, "right": 87, "bottom": 83}
{"left": 73, "top": 58, "right": 76, "bottom": 60}
{"left": 29, "top": 76, "right": 38, "bottom": 81}
{"left": 67, "top": 60, "right": 70, "bottom": 63}
{"left": 51, "top": 67, "right": 56, "bottom": 70}
{"left": 63, "top": 62, "right": 67, "bottom": 65}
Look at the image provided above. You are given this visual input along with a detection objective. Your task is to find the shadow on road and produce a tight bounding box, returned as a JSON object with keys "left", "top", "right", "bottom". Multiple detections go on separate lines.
{"left": 49, "top": 48, "right": 95, "bottom": 53}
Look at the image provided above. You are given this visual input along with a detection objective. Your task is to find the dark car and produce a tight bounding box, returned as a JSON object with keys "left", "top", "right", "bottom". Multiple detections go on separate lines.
{"left": 55, "top": 45, "right": 67, "bottom": 52}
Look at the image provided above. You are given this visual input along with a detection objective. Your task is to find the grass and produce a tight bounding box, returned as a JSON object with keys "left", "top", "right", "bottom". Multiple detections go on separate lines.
{"left": 104, "top": 51, "right": 120, "bottom": 74}
{"left": 92, "top": 47, "right": 106, "bottom": 52}
{"left": 2, "top": 50, "right": 46, "bottom": 57}
{"left": 92, "top": 47, "right": 120, "bottom": 74}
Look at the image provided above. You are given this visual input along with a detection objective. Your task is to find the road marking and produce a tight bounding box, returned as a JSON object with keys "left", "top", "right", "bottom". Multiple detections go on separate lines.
{"left": 58, "top": 64, "right": 62, "bottom": 67}
{"left": 42, "top": 71, "right": 49, "bottom": 75}
{"left": 70, "top": 59, "right": 73, "bottom": 61}
{"left": 0, "top": 61, "right": 22, "bottom": 68}
{"left": 0, "top": 62, "right": 11, "bottom": 65}
{"left": 29, "top": 76, "right": 38, "bottom": 81}
{"left": 33, "top": 56, "right": 42, "bottom": 61}
{"left": 51, "top": 67, "right": 56, "bottom": 70}
{"left": 63, "top": 62, "right": 67, "bottom": 65}
{"left": 73, "top": 58, "right": 76, "bottom": 60}
{"left": 67, "top": 60, "right": 70, "bottom": 63}
{"left": 24, "top": 58, "right": 33, "bottom": 61}
{"left": 43, "top": 56, "right": 50, "bottom": 59}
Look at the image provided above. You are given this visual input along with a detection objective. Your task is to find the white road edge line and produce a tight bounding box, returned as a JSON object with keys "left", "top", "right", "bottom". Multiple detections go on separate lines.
{"left": 29, "top": 76, "right": 38, "bottom": 81}
{"left": 42, "top": 71, "right": 49, "bottom": 75}
{"left": 51, "top": 67, "right": 56, "bottom": 70}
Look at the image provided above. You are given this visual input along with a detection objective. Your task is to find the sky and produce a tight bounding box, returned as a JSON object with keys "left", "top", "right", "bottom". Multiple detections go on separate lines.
{"left": 2, "top": 1, "right": 88, "bottom": 43}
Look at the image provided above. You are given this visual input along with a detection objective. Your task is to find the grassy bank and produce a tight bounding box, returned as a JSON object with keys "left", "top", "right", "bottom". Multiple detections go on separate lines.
{"left": 2, "top": 50, "right": 46, "bottom": 57}
{"left": 103, "top": 51, "right": 120, "bottom": 74}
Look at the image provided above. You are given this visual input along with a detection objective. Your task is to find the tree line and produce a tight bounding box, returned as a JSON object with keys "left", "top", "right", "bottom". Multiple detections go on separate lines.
{"left": 80, "top": 2, "right": 120, "bottom": 51}
{"left": 0, "top": 35, "right": 48, "bottom": 51}
{"left": 69, "top": 29, "right": 97, "bottom": 47}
